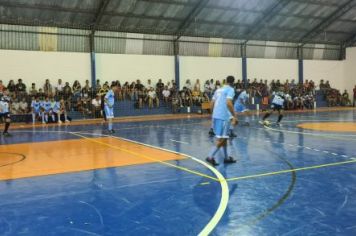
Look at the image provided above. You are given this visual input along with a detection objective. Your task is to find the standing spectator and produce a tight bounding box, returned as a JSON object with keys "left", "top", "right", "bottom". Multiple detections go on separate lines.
{"left": 15, "top": 79, "right": 27, "bottom": 97}
{"left": 95, "top": 79, "right": 101, "bottom": 92}
{"left": 194, "top": 79, "right": 201, "bottom": 92}
{"left": 7, "top": 80, "right": 16, "bottom": 93}
{"left": 56, "top": 79, "right": 64, "bottom": 96}
{"left": 43, "top": 79, "right": 52, "bottom": 96}
{"left": 63, "top": 82, "right": 72, "bottom": 110}
{"left": 29, "top": 83, "right": 38, "bottom": 97}
{"left": 146, "top": 79, "right": 154, "bottom": 90}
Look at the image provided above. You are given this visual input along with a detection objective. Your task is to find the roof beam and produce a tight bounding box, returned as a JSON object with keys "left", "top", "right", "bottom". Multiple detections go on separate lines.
{"left": 0, "top": 1, "right": 95, "bottom": 14}
{"left": 299, "top": 0, "right": 355, "bottom": 45}
{"left": 91, "top": 0, "right": 111, "bottom": 31}
{"left": 174, "top": 0, "right": 210, "bottom": 39}
{"left": 242, "top": 0, "right": 293, "bottom": 43}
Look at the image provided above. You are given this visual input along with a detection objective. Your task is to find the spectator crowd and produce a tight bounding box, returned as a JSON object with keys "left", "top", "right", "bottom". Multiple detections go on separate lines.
{"left": 0, "top": 77, "right": 354, "bottom": 123}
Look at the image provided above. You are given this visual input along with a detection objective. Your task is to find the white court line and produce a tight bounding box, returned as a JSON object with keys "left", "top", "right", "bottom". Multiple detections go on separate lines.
{"left": 72, "top": 131, "right": 229, "bottom": 236}
{"left": 170, "top": 139, "right": 189, "bottom": 144}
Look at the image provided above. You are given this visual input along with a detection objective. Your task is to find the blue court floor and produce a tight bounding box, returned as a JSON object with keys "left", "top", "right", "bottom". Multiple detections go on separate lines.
{"left": 0, "top": 109, "right": 355, "bottom": 235}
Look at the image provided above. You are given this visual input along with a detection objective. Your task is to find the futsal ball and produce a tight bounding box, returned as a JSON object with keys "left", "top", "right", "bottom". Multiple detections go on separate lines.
{"left": 263, "top": 120, "right": 271, "bottom": 126}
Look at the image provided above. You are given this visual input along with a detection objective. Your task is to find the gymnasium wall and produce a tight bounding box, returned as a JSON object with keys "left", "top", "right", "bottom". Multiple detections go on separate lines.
{"left": 304, "top": 60, "right": 345, "bottom": 91}
{"left": 0, "top": 49, "right": 90, "bottom": 87}
{"left": 95, "top": 54, "right": 175, "bottom": 87}
{"left": 344, "top": 47, "right": 356, "bottom": 96}
{"left": 179, "top": 56, "right": 242, "bottom": 89}
{"left": 247, "top": 58, "right": 298, "bottom": 82}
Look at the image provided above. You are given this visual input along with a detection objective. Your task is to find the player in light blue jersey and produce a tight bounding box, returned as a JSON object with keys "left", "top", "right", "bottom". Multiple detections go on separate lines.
{"left": 260, "top": 91, "right": 285, "bottom": 126}
{"left": 105, "top": 84, "right": 117, "bottom": 133}
{"left": 228, "top": 89, "right": 251, "bottom": 137}
{"left": 50, "top": 97, "right": 61, "bottom": 123}
{"left": 31, "top": 97, "right": 42, "bottom": 124}
{"left": 206, "top": 76, "right": 238, "bottom": 166}
{"left": 41, "top": 97, "right": 52, "bottom": 124}
{"left": 0, "top": 91, "right": 11, "bottom": 136}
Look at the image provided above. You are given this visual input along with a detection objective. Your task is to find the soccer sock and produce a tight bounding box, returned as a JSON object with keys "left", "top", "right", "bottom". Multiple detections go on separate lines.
{"left": 32, "top": 113, "right": 36, "bottom": 123}
{"left": 58, "top": 113, "right": 61, "bottom": 122}
{"left": 263, "top": 113, "right": 271, "bottom": 120}
{"left": 41, "top": 113, "right": 44, "bottom": 122}
{"left": 45, "top": 114, "right": 48, "bottom": 122}
{"left": 278, "top": 114, "right": 283, "bottom": 123}
{"left": 245, "top": 116, "right": 250, "bottom": 123}
{"left": 52, "top": 114, "right": 55, "bottom": 122}
{"left": 4, "top": 122, "right": 10, "bottom": 133}
{"left": 108, "top": 119, "right": 113, "bottom": 130}
{"left": 208, "top": 146, "right": 220, "bottom": 158}
{"left": 223, "top": 145, "right": 228, "bottom": 159}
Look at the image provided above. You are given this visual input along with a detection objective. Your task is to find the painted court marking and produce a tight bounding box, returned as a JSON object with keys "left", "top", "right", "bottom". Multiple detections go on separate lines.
{"left": 70, "top": 131, "right": 229, "bottom": 236}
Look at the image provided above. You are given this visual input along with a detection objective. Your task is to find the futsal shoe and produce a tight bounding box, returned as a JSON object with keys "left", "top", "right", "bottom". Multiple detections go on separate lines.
{"left": 208, "top": 128, "right": 215, "bottom": 137}
{"left": 109, "top": 129, "right": 115, "bottom": 134}
{"left": 224, "top": 156, "right": 237, "bottom": 164}
{"left": 275, "top": 122, "right": 282, "bottom": 127}
{"left": 3, "top": 132, "right": 11, "bottom": 137}
{"left": 206, "top": 157, "right": 219, "bottom": 166}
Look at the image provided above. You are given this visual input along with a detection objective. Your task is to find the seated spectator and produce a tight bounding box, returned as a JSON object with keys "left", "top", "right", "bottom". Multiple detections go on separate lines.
{"left": 19, "top": 98, "right": 29, "bottom": 114}
{"left": 72, "top": 80, "right": 81, "bottom": 98}
{"left": 185, "top": 79, "right": 192, "bottom": 91}
{"left": 148, "top": 88, "right": 159, "bottom": 108}
{"left": 162, "top": 86, "right": 171, "bottom": 104}
{"left": 11, "top": 98, "right": 20, "bottom": 115}
{"left": 0, "top": 80, "right": 5, "bottom": 93}
{"left": 194, "top": 79, "right": 201, "bottom": 92}
{"left": 156, "top": 79, "right": 164, "bottom": 98}
{"left": 29, "top": 83, "right": 38, "bottom": 97}
{"left": 37, "top": 88, "right": 46, "bottom": 99}
{"left": 91, "top": 95, "right": 102, "bottom": 118}
{"left": 341, "top": 90, "right": 351, "bottom": 106}
{"left": 44, "top": 79, "right": 52, "bottom": 96}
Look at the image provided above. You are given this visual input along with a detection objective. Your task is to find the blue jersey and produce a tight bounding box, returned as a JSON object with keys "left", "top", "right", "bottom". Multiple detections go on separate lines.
{"left": 51, "top": 102, "right": 60, "bottom": 112}
{"left": 236, "top": 91, "right": 249, "bottom": 105}
{"left": 0, "top": 101, "right": 9, "bottom": 114}
{"left": 212, "top": 85, "right": 235, "bottom": 121}
{"left": 42, "top": 101, "right": 52, "bottom": 111}
{"left": 31, "top": 101, "right": 41, "bottom": 111}
{"left": 105, "top": 90, "right": 115, "bottom": 107}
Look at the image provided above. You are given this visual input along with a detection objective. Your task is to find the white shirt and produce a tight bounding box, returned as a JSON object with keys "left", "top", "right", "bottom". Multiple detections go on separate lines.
{"left": 162, "top": 89, "right": 170, "bottom": 98}
{"left": 92, "top": 99, "right": 101, "bottom": 107}
{"left": 148, "top": 90, "right": 157, "bottom": 98}
{"left": 56, "top": 83, "right": 64, "bottom": 91}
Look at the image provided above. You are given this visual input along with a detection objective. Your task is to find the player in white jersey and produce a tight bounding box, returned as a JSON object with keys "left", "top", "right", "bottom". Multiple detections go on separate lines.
{"left": 0, "top": 92, "right": 11, "bottom": 136}
{"left": 260, "top": 91, "right": 285, "bottom": 126}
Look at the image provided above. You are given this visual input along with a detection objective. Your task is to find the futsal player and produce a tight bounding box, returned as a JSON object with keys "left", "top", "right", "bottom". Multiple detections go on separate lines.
{"left": 0, "top": 92, "right": 11, "bottom": 136}
{"left": 31, "top": 97, "right": 42, "bottom": 124}
{"left": 260, "top": 91, "right": 285, "bottom": 126}
{"left": 206, "top": 76, "right": 238, "bottom": 166}
{"left": 41, "top": 97, "right": 52, "bottom": 124}
{"left": 50, "top": 97, "right": 61, "bottom": 123}
{"left": 104, "top": 84, "right": 117, "bottom": 133}
{"left": 228, "top": 89, "right": 250, "bottom": 137}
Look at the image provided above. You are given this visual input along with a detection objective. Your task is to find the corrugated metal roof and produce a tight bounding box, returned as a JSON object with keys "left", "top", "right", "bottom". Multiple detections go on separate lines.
{"left": 0, "top": 0, "right": 355, "bottom": 45}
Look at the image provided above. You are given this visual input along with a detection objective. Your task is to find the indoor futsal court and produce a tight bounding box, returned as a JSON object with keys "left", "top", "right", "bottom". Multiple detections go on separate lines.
{"left": 0, "top": 0, "right": 356, "bottom": 235}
